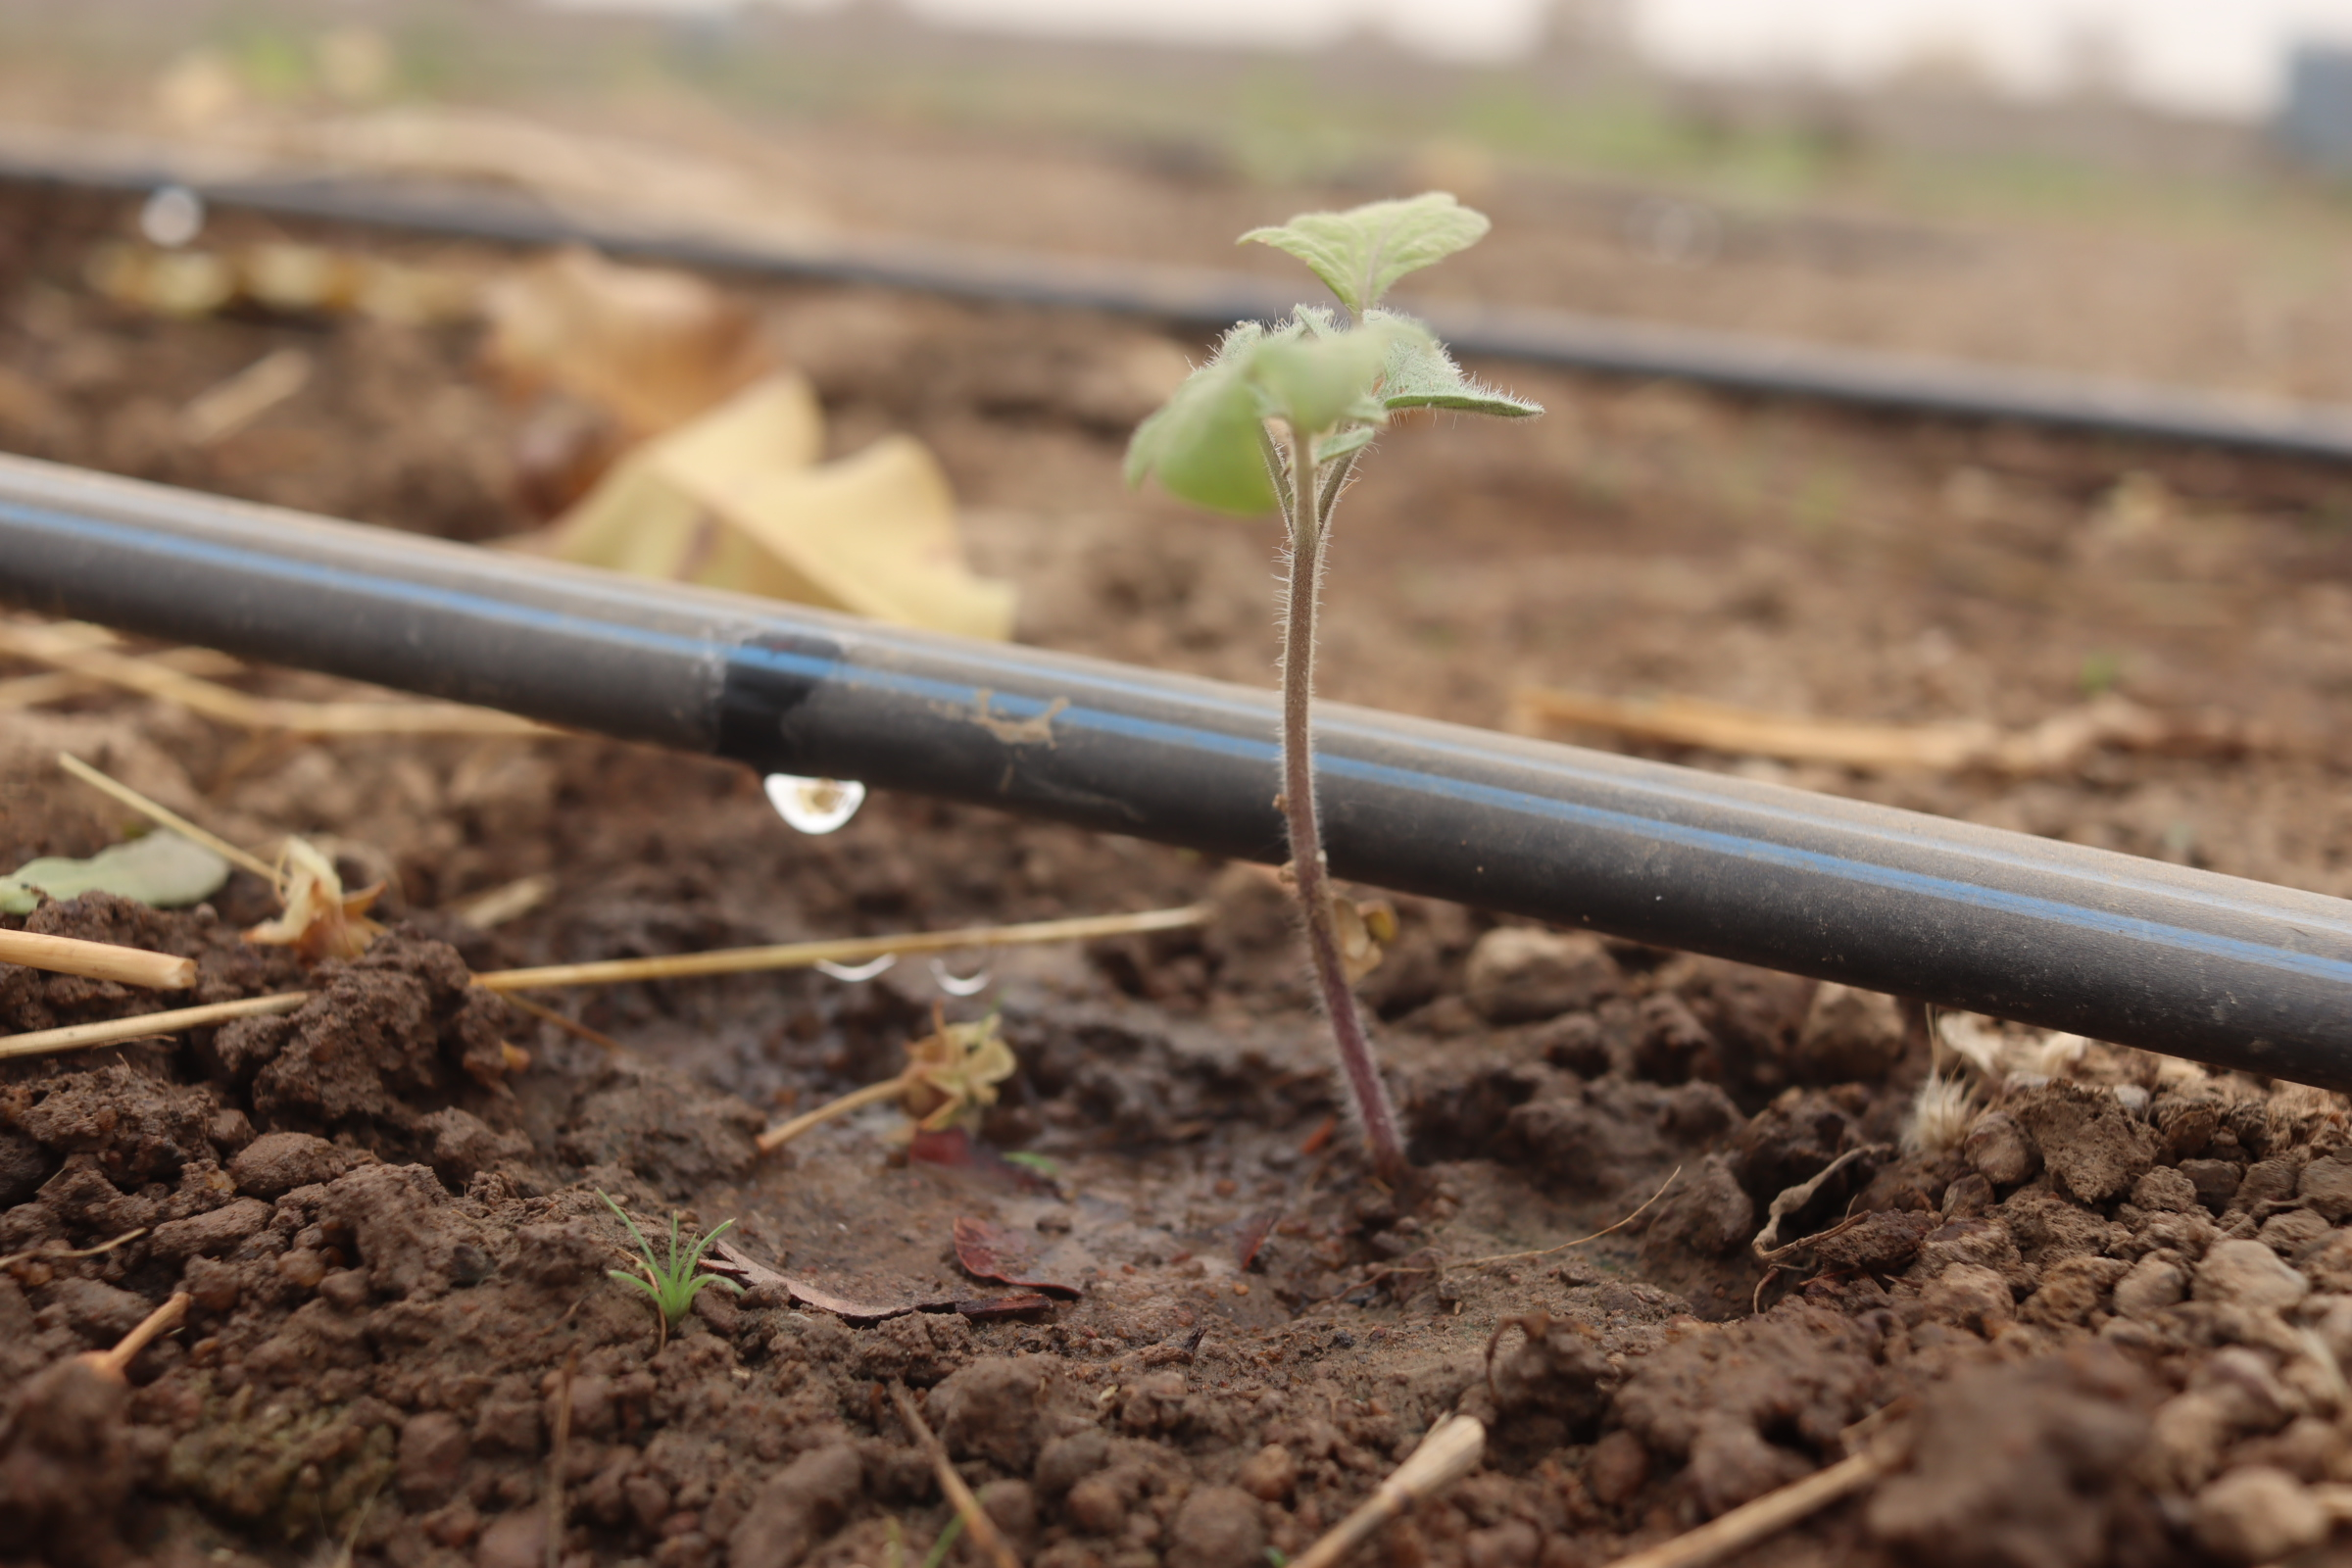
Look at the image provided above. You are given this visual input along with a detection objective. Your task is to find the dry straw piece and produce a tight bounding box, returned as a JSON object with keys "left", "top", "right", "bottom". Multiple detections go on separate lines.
{"left": 75, "top": 1291, "right": 189, "bottom": 1383}
{"left": 0, "top": 927, "right": 195, "bottom": 990}
{"left": 475, "top": 905, "right": 1208, "bottom": 992}
{"left": 890, "top": 1382, "right": 1023, "bottom": 1568}
{"left": 1598, "top": 1448, "right": 1887, "bottom": 1568}
{"left": 0, "top": 646, "right": 242, "bottom": 710}
{"left": 454, "top": 872, "right": 556, "bottom": 930}
{"left": 0, "top": 991, "right": 312, "bottom": 1061}
{"left": 0, "top": 906, "right": 1211, "bottom": 1062}
{"left": 56, "top": 751, "right": 279, "bottom": 884}
{"left": 10, "top": 753, "right": 1211, "bottom": 1067}
{"left": 1290, "top": 1413, "right": 1486, "bottom": 1568}
{"left": 545, "top": 1347, "right": 580, "bottom": 1568}
{"left": 1, "top": 619, "right": 550, "bottom": 736}
{"left": 0, "top": 1225, "right": 148, "bottom": 1273}
{"left": 1510, "top": 684, "right": 2264, "bottom": 778}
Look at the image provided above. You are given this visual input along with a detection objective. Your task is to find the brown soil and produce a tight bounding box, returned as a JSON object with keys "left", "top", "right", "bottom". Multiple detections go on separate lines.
{"left": 4, "top": 168, "right": 2352, "bottom": 1568}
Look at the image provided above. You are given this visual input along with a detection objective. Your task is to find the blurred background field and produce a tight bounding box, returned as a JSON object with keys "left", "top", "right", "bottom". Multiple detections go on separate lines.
{"left": 9, "top": 0, "right": 2352, "bottom": 395}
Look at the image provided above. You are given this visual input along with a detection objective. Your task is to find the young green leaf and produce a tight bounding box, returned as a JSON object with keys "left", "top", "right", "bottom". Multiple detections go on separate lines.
{"left": 1375, "top": 321, "right": 1544, "bottom": 418}
{"left": 1123, "top": 328, "right": 1277, "bottom": 514}
{"left": 1240, "top": 193, "right": 1492, "bottom": 315}
{"left": 1251, "top": 328, "right": 1391, "bottom": 436}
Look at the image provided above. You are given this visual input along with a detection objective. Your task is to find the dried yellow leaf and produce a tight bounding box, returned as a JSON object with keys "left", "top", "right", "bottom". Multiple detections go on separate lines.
{"left": 900, "top": 1012, "right": 1017, "bottom": 1134}
{"left": 483, "top": 247, "right": 770, "bottom": 439}
{"left": 522, "top": 376, "right": 1015, "bottom": 640}
{"left": 242, "top": 837, "right": 384, "bottom": 961}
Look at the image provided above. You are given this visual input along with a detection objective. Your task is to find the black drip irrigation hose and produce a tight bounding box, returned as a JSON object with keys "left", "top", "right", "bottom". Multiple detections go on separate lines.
{"left": 2, "top": 452, "right": 2350, "bottom": 1086}
{"left": 11, "top": 141, "right": 2352, "bottom": 466}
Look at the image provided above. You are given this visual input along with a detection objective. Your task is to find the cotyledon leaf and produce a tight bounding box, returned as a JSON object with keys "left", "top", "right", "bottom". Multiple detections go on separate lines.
{"left": 1240, "top": 193, "right": 1492, "bottom": 315}
{"left": 1123, "top": 325, "right": 1278, "bottom": 515}
{"left": 1250, "top": 327, "right": 1394, "bottom": 436}
{"left": 0, "top": 832, "right": 230, "bottom": 915}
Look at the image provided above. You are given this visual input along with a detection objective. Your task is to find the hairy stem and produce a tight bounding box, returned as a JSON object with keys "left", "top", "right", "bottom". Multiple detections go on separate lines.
{"left": 1276, "top": 426, "right": 1407, "bottom": 1184}
{"left": 1259, "top": 422, "right": 1297, "bottom": 521}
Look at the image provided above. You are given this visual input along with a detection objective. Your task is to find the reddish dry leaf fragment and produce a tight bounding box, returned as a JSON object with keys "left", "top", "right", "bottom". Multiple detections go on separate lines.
{"left": 908, "top": 1127, "right": 1055, "bottom": 1193}
{"left": 1298, "top": 1114, "right": 1340, "bottom": 1156}
{"left": 708, "top": 1240, "right": 928, "bottom": 1323}
{"left": 1236, "top": 1206, "right": 1282, "bottom": 1273}
{"left": 952, "top": 1216, "right": 1080, "bottom": 1298}
{"left": 780, "top": 1277, "right": 915, "bottom": 1324}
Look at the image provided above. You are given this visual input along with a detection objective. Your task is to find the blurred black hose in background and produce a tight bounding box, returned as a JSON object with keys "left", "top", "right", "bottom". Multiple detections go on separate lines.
{"left": 8, "top": 148, "right": 2352, "bottom": 465}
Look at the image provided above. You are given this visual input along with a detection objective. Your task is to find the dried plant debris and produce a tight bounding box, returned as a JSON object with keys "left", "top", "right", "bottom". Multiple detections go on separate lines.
{"left": 1935, "top": 1009, "right": 2089, "bottom": 1087}
{"left": 951, "top": 1216, "right": 1081, "bottom": 1298}
{"left": 899, "top": 1011, "right": 1018, "bottom": 1134}
{"left": 1510, "top": 685, "right": 2270, "bottom": 776}
{"left": 240, "top": 837, "right": 384, "bottom": 962}
{"left": 514, "top": 372, "right": 1016, "bottom": 638}
{"left": 482, "top": 247, "right": 774, "bottom": 444}
{"left": 86, "top": 239, "right": 480, "bottom": 324}
{"left": 0, "top": 623, "right": 548, "bottom": 737}
{"left": 1902, "top": 1071, "right": 1982, "bottom": 1156}
{"left": 759, "top": 1008, "right": 1017, "bottom": 1153}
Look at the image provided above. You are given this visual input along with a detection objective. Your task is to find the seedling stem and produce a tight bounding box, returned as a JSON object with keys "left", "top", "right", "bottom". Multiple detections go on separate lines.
{"left": 1125, "top": 192, "right": 1540, "bottom": 1183}
{"left": 1273, "top": 430, "right": 1404, "bottom": 1179}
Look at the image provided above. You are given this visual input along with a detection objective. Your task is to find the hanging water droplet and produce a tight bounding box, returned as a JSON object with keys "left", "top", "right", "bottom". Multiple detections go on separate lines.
{"left": 764, "top": 774, "right": 865, "bottom": 835}
{"left": 140, "top": 185, "right": 207, "bottom": 249}
{"left": 930, "top": 959, "right": 992, "bottom": 997}
{"left": 816, "top": 954, "right": 897, "bottom": 983}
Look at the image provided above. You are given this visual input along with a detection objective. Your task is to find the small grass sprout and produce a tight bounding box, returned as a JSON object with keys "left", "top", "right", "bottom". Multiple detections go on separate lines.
{"left": 598, "top": 1190, "right": 741, "bottom": 1349}
{"left": 1126, "top": 191, "right": 1540, "bottom": 1184}
{"left": 912, "top": 1514, "right": 965, "bottom": 1568}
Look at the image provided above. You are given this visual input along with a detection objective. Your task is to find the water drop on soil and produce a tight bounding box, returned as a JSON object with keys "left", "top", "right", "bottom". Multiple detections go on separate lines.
{"left": 763, "top": 774, "right": 865, "bottom": 834}
{"left": 140, "top": 185, "right": 207, "bottom": 249}
{"left": 930, "top": 959, "right": 991, "bottom": 997}
{"left": 815, "top": 955, "right": 897, "bottom": 983}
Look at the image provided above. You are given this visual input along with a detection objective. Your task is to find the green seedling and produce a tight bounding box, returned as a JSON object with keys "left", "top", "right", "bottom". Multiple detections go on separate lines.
{"left": 599, "top": 1191, "right": 741, "bottom": 1349}
{"left": 881, "top": 1514, "right": 966, "bottom": 1568}
{"left": 920, "top": 1514, "right": 966, "bottom": 1568}
{"left": 1127, "top": 192, "right": 1540, "bottom": 1185}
